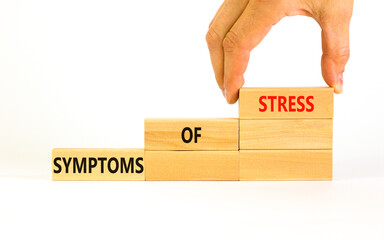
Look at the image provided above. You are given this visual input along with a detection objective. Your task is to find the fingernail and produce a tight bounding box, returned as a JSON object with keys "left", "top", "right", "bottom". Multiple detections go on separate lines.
{"left": 224, "top": 89, "right": 231, "bottom": 103}
{"left": 335, "top": 74, "right": 344, "bottom": 94}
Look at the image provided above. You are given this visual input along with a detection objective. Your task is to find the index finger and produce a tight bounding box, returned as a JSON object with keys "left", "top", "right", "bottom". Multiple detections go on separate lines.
{"left": 206, "top": 0, "right": 249, "bottom": 92}
{"left": 223, "top": 3, "right": 281, "bottom": 103}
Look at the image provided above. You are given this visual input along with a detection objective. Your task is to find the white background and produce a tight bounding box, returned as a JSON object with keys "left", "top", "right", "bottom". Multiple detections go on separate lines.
{"left": 0, "top": 0, "right": 383, "bottom": 239}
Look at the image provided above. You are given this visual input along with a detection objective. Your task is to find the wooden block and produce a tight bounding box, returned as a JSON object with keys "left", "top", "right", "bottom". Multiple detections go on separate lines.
{"left": 240, "top": 150, "right": 332, "bottom": 180}
{"left": 240, "top": 119, "right": 333, "bottom": 150}
{"left": 145, "top": 118, "right": 238, "bottom": 150}
{"left": 52, "top": 148, "right": 144, "bottom": 181}
{"left": 239, "top": 87, "right": 333, "bottom": 119}
{"left": 145, "top": 151, "right": 239, "bottom": 181}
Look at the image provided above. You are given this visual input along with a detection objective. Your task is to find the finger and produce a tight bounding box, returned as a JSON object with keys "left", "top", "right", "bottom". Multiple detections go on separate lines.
{"left": 206, "top": 0, "right": 249, "bottom": 92}
{"left": 208, "top": 1, "right": 225, "bottom": 28}
{"left": 320, "top": 11, "right": 352, "bottom": 94}
{"left": 223, "top": 2, "right": 283, "bottom": 103}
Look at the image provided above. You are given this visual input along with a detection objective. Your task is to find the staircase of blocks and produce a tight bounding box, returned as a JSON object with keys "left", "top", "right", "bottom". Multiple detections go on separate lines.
{"left": 52, "top": 87, "right": 333, "bottom": 181}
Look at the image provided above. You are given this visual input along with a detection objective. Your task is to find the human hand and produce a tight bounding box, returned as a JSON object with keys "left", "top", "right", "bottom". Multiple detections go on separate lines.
{"left": 206, "top": 0, "right": 353, "bottom": 104}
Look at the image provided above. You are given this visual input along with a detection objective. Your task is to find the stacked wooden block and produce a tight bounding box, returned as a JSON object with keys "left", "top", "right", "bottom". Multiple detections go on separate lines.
{"left": 239, "top": 88, "right": 333, "bottom": 180}
{"left": 52, "top": 148, "right": 145, "bottom": 180}
{"left": 145, "top": 119, "right": 239, "bottom": 180}
{"left": 52, "top": 87, "right": 333, "bottom": 181}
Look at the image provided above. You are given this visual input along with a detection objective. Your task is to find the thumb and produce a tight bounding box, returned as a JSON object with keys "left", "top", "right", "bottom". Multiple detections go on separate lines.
{"left": 320, "top": 15, "right": 351, "bottom": 94}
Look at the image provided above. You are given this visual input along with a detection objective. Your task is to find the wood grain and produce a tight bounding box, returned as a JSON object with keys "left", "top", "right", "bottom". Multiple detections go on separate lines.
{"left": 240, "top": 150, "right": 332, "bottom": 180}
{"left": 145, "top": 118, "right": 238, "bottom": 150}
{"left": 145, "top": 151, "right": 239, "bottom": 181}
{"left": 239, "top": 87, "right": 333, "bottom": 119}
{"left": 240, "top": 119, "right": 333, "bottom": 150}
{"left": 52, "top": 148, "right": 145, "bottom": 181}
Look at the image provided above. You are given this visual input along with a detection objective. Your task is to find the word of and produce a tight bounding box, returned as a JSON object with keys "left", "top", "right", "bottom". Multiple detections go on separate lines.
{"left": 181, "top": 127, "right": 202, "bottom": 143}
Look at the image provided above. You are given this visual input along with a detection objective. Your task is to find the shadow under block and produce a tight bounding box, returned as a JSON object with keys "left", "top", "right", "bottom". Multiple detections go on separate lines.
{"left": 52, "top": 149, "right": 145, "bottom": 181}
{"left": 239, "top": 87, "right": 333, "bottom": 119}
{"left": 145, "top": 151, "right": 239, "bottom": 181}
{"left": 240, "top": 150, "right": 332, "bottom": 180}
{"left": 240, "top": 119, "right": 333, "bottom": 150}
{"left": 145, "top": 118, "right": 238, "bottom": 150}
